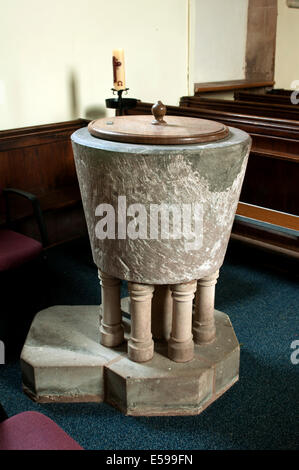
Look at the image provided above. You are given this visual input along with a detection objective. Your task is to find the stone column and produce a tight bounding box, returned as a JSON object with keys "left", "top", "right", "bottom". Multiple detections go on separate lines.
{"left": 98, "top": 270, "right": 124, "bottom": 347}
{"left": 128, "top": 283, "right": 154, "bottom": 363}
{"left": 168, "top": 280, "right": 197, "bottom": 363}
{"left": 151, "top": 285, "right": 173, "bottom": 341}
{"left": 193, "top": 270, "right": 219, "bottom": 344}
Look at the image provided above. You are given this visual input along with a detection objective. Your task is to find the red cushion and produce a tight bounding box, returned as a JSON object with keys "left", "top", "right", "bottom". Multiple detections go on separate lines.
{"left": 0, "top": 229, "right": 42, "bottom": 272}
{"left": 0, "top": 411, "right": 83, "bottom": 450}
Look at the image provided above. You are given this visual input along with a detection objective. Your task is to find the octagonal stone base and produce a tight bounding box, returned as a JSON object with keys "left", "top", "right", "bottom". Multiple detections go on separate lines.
{"left": 21, "top": 301, "right": 239, "bottom": 416}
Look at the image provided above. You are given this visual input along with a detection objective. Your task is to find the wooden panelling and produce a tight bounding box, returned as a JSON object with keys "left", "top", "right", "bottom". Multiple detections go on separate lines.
{"left": 240, "top": 151, "right": 298, "bottom": 215}
{"left": 0, "top": 119, "right": 89, "bottom": 151}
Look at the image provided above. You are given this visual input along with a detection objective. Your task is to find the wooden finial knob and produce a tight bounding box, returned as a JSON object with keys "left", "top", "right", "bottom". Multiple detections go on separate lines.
{"left": 151, "top": 100, "right": 167, "bottom": 125}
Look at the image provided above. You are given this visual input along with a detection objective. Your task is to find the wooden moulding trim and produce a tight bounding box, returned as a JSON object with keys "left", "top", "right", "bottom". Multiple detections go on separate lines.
{"left": 250, "top": 147, "right": 299, "bottom": 163}
{"left": 232, "top": 218, "right": 299, "bottom": 255}
{"left": 194, "top": 79, "right": 275, "bottom": 94}
{"left": 230, "top": 232, "right": 299, "bottom": 259}
{"left": 236, "top": 202, "right": 299, "bottom": 231}
{"left": 0, "top": 118, "right": 90, "bottom": 151}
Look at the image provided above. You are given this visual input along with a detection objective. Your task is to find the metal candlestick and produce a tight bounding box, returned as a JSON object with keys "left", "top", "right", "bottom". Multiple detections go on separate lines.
{"left": 105, "top": 88, "right": 138, "bottom": 116}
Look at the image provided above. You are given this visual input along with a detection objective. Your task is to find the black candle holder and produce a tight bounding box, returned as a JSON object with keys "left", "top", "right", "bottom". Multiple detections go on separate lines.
{"left": 105, "top": 88, "right": 138, "bottom": 116}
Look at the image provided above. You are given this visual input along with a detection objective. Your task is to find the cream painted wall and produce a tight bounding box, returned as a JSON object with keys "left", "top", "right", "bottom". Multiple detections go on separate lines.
{"left": 275, "top": 0, "right": 299, "bottom": 89}
{"left": 0, "top": 0, "right": 188, "bottom": 130}
{"left": 190, "top": 0, "right": 248, "bottom": 88}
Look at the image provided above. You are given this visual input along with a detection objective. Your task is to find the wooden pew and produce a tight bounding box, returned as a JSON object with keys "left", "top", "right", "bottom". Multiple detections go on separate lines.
{"left": 234, "top": 90, "right": 298, "bottom": 106}
{"left": 126, "top": 101, "right": 299, "bottom": 256}
{"left": 266, "top": 89, "right": 294, "bottom": 97}
{"left": 179, "top": 95, "right": 299, "bottom": 121}
{"left": 0, "top": 119, "right": 89, "bottom": 246}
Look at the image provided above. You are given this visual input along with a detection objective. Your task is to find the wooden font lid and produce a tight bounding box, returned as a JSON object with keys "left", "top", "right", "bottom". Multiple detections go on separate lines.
{"left": 88, "top": 101, "right": 229, "bottom": 145}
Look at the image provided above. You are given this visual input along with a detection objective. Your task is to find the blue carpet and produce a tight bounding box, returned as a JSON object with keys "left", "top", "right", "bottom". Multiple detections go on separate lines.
{"left": 0, "top": 237, "right": 298, "bottom": 450}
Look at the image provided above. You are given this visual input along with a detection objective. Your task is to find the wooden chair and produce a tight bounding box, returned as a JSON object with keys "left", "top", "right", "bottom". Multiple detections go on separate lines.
{"left": 0, "top": 188, "right": 50, "bottom": 362}
{"left": 0, "top": 188, "right": 48, "bottom": 272}
{"left": 0, "top": 401, "right": 83, "bottom": 450}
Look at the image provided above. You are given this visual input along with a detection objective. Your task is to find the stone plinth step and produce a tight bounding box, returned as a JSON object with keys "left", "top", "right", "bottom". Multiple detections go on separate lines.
{"left": 21, "top": 303, "right": 239, "bottom": 415}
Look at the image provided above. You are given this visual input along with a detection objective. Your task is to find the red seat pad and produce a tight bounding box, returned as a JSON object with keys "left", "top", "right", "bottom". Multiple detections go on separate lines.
{"left": 0, "top": 411, "right": 83, "bottom": 450}
{"left": 0, "top": 229, "right": 42, "bottom": 272}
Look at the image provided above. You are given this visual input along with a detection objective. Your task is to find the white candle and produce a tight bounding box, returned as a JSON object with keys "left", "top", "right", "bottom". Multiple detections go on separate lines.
{"left": 112, "top": 48, "right": 126, "bottom": 91}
